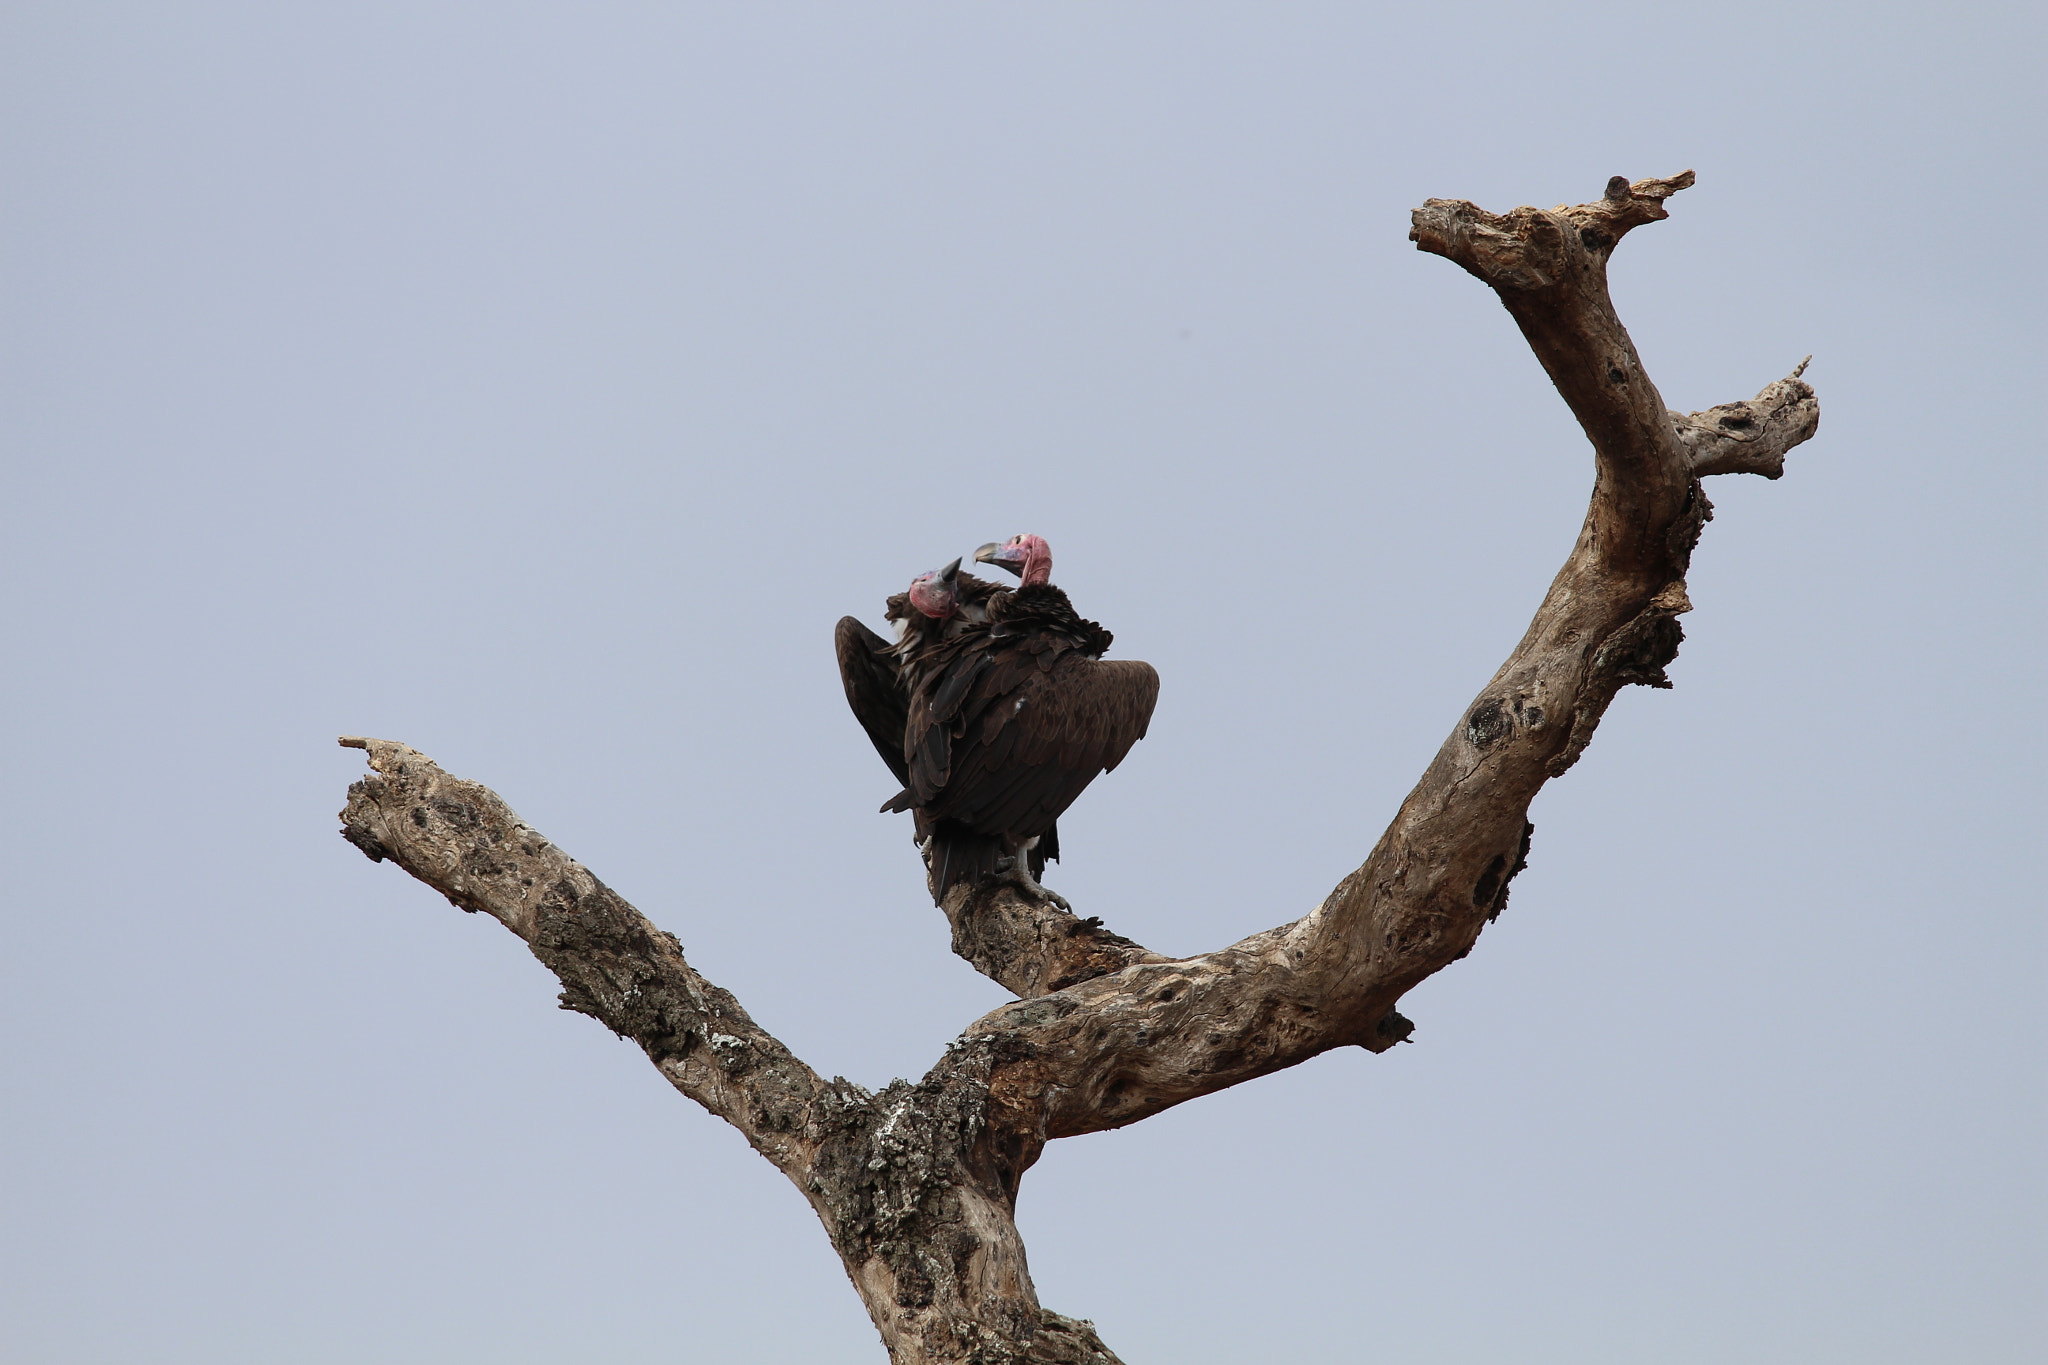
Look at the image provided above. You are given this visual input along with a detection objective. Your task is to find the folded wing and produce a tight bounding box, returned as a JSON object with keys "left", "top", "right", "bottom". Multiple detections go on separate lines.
{"left": 835, "top": 615, "right": 911, "bottom": 787}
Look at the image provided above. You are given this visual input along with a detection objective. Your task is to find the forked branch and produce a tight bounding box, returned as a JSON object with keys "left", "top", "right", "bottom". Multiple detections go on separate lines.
{"left": 339, "top": 735, "right": 1120, "bottom": 1363}
{"left": 951, "top": 173, "right": 1818, "bottom": 1144}
{"left": 337, "top": 172, "right": 1816, "bottom": 1365}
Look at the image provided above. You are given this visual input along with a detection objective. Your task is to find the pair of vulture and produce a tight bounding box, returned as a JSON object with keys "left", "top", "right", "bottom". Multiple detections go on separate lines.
{"left": 834, "top": 534, "right": 1159, "bottom": 908}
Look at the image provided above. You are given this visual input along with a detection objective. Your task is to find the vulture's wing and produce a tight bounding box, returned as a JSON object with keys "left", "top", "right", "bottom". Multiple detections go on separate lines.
{"left": 927, "top": 656, "right": 1160, "bottom": 838}
{"left": 835, "top": 616, "right": 910, "bottom": 786}
{"left": 894, "top": 637, "right": 1008, "bottom": 808}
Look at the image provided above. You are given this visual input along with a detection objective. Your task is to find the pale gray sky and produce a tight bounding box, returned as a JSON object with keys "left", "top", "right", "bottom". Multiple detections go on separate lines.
{"left": 3, "top": 3, "right": 2041, "bottom": 1361}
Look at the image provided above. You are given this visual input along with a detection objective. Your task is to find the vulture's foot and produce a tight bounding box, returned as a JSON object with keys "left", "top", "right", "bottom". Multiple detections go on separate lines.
{"left": 991, "top": 856, "right": 1071, "bottom": 912}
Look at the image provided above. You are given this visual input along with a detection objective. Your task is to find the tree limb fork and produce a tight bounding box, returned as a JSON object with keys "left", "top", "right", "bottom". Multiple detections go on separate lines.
{"left": 338, "top": 171, "right": 1816, "bottom": 1364}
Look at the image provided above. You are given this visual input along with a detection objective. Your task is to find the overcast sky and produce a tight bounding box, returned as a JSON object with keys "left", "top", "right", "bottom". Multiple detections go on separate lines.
{"left": 3, "top": 3, "right": 2041, "bottom": 1362}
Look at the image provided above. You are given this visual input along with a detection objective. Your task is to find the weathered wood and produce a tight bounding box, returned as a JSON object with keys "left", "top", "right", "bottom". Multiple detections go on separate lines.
{"left": 338, "top": 172, "right": 1816, "bottom": 1362}
{"left": 941, "top": 882, "right": 1171, "bottom": 998}
{"left": 337, "top": 737, "right": 836, "bottom": 1176}
{"left": 1671, "top": 358, "right": 1817, "bottom": 479}
{"left": 339, "top": 735, "right": 1119, "bottom": 1364}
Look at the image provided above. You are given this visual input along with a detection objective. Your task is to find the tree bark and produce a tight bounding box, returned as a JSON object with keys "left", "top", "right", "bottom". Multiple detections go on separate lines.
{"left": 338, "top": 171, "right": 1816, "bottom": 1363}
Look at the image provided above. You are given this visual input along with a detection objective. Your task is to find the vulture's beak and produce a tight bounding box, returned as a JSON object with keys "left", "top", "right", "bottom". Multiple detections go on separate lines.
{"left": 937, "top": 556, "right": 963, "bottom": 583}
{"left": 975, "top": 541, "right": 1025, "bottom": 578}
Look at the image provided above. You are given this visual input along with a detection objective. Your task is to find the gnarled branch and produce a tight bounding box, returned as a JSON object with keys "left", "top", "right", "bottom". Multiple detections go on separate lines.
{"left": 337, "top": 737, "right": 837, "bottom": 1177}
{"left": 961, "top": 172, "right": 1818, "bottom": 1143}
{"left": 338, "top": 172, "right": 1816, "bottom": 1364}
{"left": 340, "top": 736, "right": 1118, "bottom": 1364}
{"left": 1672, "top": 358, "right": 1819, "bottom": 479}
{"left": 941, "top": 883, "right": 1170, "bottom": 999}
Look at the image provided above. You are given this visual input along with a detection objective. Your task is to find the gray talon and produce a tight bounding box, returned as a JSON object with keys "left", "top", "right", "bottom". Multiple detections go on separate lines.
{"left": 988, "top": 855, "right": 1070, "bottom": 911}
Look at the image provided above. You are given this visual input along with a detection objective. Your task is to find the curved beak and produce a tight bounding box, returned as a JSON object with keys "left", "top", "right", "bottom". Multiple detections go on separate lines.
{"left": 937, "top": 556, "right": 962, "bottom": 582}
{"left": 974, "top": 541, "right": 1025, "bottom": 578}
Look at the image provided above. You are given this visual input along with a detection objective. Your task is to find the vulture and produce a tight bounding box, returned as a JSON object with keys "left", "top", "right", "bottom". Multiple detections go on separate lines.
{"left": 880, "top": 533, "right": 1160, "bottom": 908}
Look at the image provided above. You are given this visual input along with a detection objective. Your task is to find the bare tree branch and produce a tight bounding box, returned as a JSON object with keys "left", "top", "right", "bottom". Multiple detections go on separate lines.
{"left": 956, "top": 172, "right": 1819, "bottom": 1144}
{"left": 337, "top": 736, "right": 837, "bottom": 1179}
{"left": 337, "top": 172, "right": 1816, "bottom": 1363}
{"left": 941, "top": 884, "right": 1171, "bottom": 998}
{"left": 339, "top": 736, "right": 1121, "bottom": 1364}
{"left": 1672, "top": 358, "right": 1818, "bottom": 479}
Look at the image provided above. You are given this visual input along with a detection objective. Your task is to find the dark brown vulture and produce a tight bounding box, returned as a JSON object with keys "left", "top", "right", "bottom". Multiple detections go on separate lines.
{"left": 881, "top": 533, "right": 1159, "bottom": 908}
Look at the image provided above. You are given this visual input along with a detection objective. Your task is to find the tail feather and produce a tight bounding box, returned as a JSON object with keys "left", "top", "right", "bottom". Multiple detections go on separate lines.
{"left": 926, "top": 822, "right": 1007, "bottom": 904}
{"left": 922, "top": 824, "right": 1053, "bottom": 904}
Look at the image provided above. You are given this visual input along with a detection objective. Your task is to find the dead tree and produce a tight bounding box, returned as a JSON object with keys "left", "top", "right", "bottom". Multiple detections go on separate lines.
{"left": 336, "top": 172, "right": 1817, "bottom": 1364}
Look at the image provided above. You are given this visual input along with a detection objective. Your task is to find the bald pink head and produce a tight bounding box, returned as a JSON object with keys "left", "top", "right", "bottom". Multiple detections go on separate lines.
{"left": 905, "top": 558, "right": 963, "bottom": 619}
{"left": 973, "top": 533, "right": 1052, "bottom": 586}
